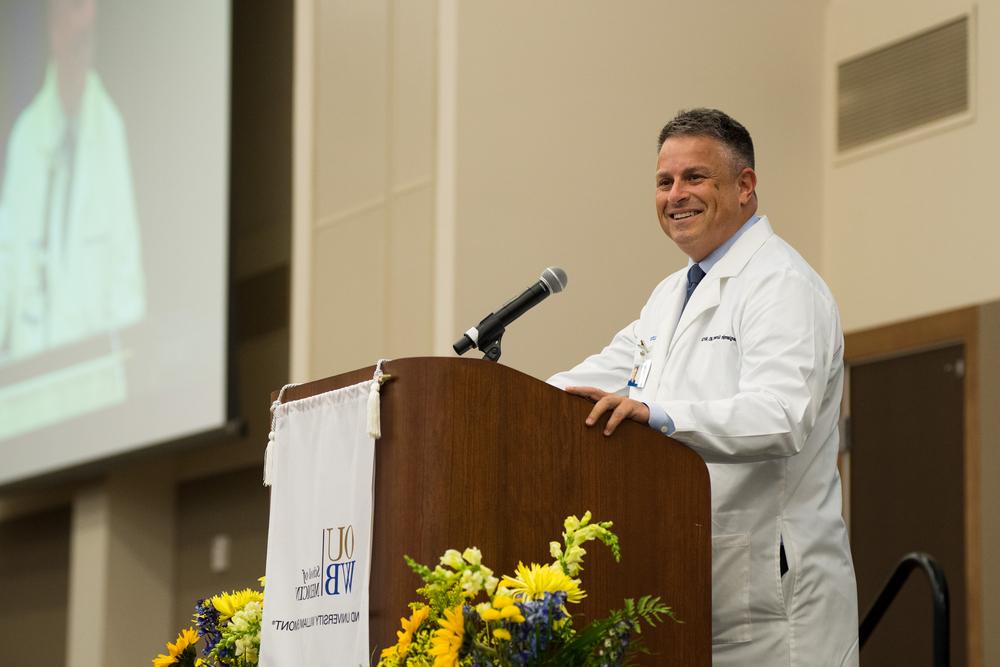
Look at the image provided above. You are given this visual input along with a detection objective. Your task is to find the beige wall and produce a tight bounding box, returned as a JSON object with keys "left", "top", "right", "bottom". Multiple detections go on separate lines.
{"left": 450, "top": 1, "right": 827, "bottom": 380}
{"left": 823, "top": 0, "right": 998, "bottom": 332}
{"left": 66, "top": 469, "right": 176, "bottom": 667}
{"left": 296, "top": 0, "right": 828, "bottom": 382}
{"left": 298, "top": 0, "right": 439, "bottom": 381}
{"left": 293, "top": 0, "right": 999, "bottom": 391}
{"left": 0, "top": 506, "right": 71, "bottom": 666}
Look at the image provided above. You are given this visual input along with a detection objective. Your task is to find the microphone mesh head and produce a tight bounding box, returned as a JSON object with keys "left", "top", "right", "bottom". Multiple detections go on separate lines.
{"left": 540, "top": 266, "right": 568, "bottom": 293}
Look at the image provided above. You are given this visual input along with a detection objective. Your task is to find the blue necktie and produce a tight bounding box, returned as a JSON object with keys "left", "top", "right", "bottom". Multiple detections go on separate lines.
{"left": 683, "top": 263, "right": 705, "bottom": 311}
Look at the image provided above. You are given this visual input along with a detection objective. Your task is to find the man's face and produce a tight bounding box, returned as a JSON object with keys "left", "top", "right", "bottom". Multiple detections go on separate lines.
{"left": 655, "top": 135, "right": 756, "bottom": 262}
{"left": 50, "top": 0, "right": 95, "bottom": 68}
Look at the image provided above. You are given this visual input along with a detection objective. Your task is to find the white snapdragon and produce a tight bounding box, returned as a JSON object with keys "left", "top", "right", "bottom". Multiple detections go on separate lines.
{"left": 440, "top": 549, "right": 465, "bottom": 570}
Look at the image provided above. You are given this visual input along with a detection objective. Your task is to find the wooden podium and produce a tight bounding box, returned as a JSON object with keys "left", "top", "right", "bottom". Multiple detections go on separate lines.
{"left": 275, "top": 357, "right": 711, "bottom": 664}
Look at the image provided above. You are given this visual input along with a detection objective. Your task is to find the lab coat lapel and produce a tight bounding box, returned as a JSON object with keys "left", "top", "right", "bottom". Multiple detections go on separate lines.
{"left": 669, "top": 217, "right": 775, "bottom": 351}
{"left": 633, "top": 274, "right": 685, "bottom": 404}
{"left": 68, "top": 81, "right": 97, "bottom": 248}
{"left": 672, "top": 274, "right": 721, "bottom": 344}
{"left": 636, "top": 218, "right": 775, "bottom": 403}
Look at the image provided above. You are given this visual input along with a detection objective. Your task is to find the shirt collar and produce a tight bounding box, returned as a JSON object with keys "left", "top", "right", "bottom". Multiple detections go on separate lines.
{"left": 688, "top": 214, "right": 761, "bottom": 275}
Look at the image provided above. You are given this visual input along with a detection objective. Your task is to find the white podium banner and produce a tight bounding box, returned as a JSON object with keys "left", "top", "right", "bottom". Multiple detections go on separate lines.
{"left": 260, "top": 381, "right": 376, "bottom": 667}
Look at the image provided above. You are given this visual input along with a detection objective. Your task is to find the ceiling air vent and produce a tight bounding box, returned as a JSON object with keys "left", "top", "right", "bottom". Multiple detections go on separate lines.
{"left": 837, "top": 16, "right": 969, "bottom": 152}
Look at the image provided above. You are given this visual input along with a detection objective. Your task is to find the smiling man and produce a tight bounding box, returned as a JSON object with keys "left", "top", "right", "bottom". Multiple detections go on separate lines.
{"left": 0, "top": 0, "right": 145, "bottom": 361}
{"left": 548, "top": 109, "right": 859, "bottom": 666}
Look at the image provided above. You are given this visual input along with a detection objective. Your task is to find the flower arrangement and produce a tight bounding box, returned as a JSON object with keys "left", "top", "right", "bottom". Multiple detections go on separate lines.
{"left": 376, "top": 512, "right": 677, "bottom": 666}
{"left": 153, "top": 513, "right": 674, "bottom": 667}
{"left": 153, "top": 579, "right": 264, "bottom": 667}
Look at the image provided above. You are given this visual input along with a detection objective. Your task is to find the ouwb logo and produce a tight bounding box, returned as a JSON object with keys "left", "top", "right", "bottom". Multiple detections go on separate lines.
{"left": 295, "top": 524, "right": 358, "bottom": 601}
{"left": 323, "top": 525, "right": 357, "bottom": 595}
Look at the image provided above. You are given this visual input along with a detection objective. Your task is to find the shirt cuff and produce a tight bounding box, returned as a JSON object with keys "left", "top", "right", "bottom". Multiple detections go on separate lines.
{"left": 643, "top": 402, "right": 675, "bottom": 436}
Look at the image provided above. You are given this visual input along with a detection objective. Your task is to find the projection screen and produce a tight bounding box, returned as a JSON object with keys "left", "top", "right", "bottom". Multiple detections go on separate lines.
{"left": 0, "top": 0, "right": 230, "bottom": 486}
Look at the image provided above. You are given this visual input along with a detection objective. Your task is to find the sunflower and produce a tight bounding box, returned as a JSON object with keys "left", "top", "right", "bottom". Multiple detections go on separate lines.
{"left": 211, "top": 588, "right": 264, "bottom": 622}
{"left": 500, "top": 562, "right": 585, "bottom": 604}
{"left": 428, "top": 605, "right": 465, "bottom": 666}
{"left": 152, "top": 627, "right": 199, "bottom": 667}
{"left": 380, "top": 605, "right": 430, "bottom": 659}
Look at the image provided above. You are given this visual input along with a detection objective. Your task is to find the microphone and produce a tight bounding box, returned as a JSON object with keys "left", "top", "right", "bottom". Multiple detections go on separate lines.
{"left": 453, "top": 267, "right": 568, "bottom": 358}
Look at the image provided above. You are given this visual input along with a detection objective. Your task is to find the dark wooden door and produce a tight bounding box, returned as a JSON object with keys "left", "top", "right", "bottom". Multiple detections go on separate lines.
{"left": 850, "top": 344, "right": 965, "bottom": 666}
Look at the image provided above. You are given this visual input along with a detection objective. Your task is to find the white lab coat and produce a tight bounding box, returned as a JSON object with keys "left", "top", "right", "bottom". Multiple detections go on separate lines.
{"left": 549, "top": 217, "right": 859, "bottom": 666}
{"left": 0, "top": 64, "right": 145, "bottom": 360}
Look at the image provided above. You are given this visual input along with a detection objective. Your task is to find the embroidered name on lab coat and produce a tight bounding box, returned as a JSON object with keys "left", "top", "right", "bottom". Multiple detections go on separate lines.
{"left": 701, "top": 334, "right": 736, "bottom": 343}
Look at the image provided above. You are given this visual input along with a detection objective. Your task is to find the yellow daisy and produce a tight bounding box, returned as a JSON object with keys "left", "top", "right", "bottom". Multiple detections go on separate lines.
{"left": 429, "top": 604, "right": 465, "bottom": 667}
{"left": 380, "top": 605, "right": 430, "bottom": 659}
{"left": 152, "top": 627, "right": 199, "bottom": 667}
{"left": 211, "top": 588, "right": 264, "bottom": 622}
{"left": 493, "top": 627, "right": 512, "bottom": 641}
{"left": 500, "top": 562, "right": 585, "bottom": 604}
{"left": 478, "top": 595, "right": 525, "bottom": 623}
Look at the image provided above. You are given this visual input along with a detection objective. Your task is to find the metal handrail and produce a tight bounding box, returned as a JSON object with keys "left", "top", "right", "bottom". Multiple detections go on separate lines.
{"left": 859, "top": 551, "right": 950, "bottom": 667}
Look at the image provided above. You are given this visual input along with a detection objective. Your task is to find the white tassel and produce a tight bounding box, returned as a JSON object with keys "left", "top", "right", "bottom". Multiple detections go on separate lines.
{"left": 264, "top": 386, "right": 297, "bottom": 487}
{"left": 367, "top": 380, "right": 381, "bottom": 439}
{"left": 367, "top": 359, "right": 391, "bottom": 439}
{"left": 263, "top": 430, "right": 276, "bottom": 487}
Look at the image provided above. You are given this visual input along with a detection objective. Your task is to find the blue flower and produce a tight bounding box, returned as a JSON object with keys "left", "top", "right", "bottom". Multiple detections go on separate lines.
{"left": 193, "top": 598, "right": 224, "bottom": 656}
{"left": 505, "top": 591, "right": 568, "bottom": 664}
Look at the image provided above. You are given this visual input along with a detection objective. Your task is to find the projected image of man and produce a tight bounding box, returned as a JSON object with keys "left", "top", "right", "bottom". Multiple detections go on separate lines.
{"left": 0, "top": 0, "right": 145, "bottom": 363}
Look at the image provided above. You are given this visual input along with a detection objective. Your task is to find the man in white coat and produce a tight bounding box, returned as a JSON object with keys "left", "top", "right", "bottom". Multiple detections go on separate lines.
{"left": 548, "top": 109, "right": 859, "bottom": 665}
{"left": 0, "top": 0, "right": 145, "bottom": 362}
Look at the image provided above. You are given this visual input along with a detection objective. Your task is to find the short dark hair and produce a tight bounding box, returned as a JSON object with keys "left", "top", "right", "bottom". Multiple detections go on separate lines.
{"left": 657, "top": 108, "right": 755, "bottom": 172}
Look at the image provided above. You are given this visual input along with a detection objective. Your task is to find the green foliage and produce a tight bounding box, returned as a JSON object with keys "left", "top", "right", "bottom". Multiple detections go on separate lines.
{"left": 540, "top": 596, "right": 676, "bottom": 666}
{"left": 380, "top": 515, "right": 681, "bottom": 666}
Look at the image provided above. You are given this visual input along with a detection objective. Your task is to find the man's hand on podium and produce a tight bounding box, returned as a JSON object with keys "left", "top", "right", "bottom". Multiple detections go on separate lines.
{"left": 564, "top": 386, "right": 651, "bottom": 437}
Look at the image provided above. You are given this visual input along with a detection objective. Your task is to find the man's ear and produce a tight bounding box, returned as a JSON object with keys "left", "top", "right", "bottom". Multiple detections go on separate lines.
{"left": 737, "top": 167, "right": 757, "bottom": 205}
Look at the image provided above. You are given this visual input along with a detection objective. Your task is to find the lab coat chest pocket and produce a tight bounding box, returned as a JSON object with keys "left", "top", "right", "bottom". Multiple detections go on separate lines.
{"left": 711, "top": 532, "right": 752, "bottom": 644}
{"left": 684, "top": 329, "right": 741, "bottom": 396}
